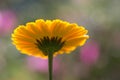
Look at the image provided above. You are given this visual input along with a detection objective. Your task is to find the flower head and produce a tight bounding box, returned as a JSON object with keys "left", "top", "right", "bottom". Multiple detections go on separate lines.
{"left": 11, "top": 19, "right": 89, "bottom": 59}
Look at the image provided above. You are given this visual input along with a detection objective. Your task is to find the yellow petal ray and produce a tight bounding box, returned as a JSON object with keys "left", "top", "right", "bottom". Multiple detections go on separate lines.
{"left": 21, "top": 49, "right": 47, "bottom": 59}
{"left": 62, "top": 25, "right": 88, "bottom": 40}
{"left": 12, "top": 36, "right": 35, "bottom": 43}
{"left": 63, "top": 30, "right": 88, "bottom": 41}
{"left": 46, "top": 20, "right": 52, "bottom": 28}
{"left": 12, "top": 34, "right": 35, "bottom": 43}
{"left": 12, "top": 33, "right": 34, "bottom": 41}
{"left": 26, "top": 22, "right": 44, "bottom": 38}
{"left": 64, "top": 35, "right": 89, "bottom": 47}
{"left": 51, "top": 20, "right": 69, "bottom": 37}
{"left": 15, "top": 44, "right": 36, "bottom": 48}
{"left": 14, "top": 25, "right": 37, "bottom": 40}
{"left": 35, "top": 19, "right": 51, "bottom": 37}
{"left": 22, "top": 48, "right": 48, "bottom": 59}
{"left": 57, "top": 47, "right": 76, "bottom": 54}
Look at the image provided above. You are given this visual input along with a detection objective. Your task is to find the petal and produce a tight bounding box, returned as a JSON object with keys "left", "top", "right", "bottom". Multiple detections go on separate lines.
{"left": 51, "top": 19, "right": 69, "bottom": 37}
{"left": 35, "top": 19, "right": 51, "bottom": 37}
{"left": 26, "top": 22, "right": 44, "bottom": 38}
{"left": 64, "top": 35, "right": 89, "bottom": 47}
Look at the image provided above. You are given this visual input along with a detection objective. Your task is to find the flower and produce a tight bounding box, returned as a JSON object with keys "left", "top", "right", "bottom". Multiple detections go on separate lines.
{"left": 80, "top": 40, "right": 100, "bottom": 66}
{"left": 11, "top": 19, "right": 89, "bottom": 59}
{"left": 0, "top": 10, "right": 17, "bottom": 36}
{"left": 26, "top": 56, "right": 60, "bottom": 73}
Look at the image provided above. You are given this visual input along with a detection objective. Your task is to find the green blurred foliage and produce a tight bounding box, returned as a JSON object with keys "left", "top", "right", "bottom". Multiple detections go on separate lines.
{"left": 0, "top": 0, "right": 120, "bottom": 80}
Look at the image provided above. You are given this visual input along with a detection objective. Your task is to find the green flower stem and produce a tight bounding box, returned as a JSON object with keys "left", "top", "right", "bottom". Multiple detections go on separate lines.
{"left": 48, "top": 52, "right": 53, "bottom": 80}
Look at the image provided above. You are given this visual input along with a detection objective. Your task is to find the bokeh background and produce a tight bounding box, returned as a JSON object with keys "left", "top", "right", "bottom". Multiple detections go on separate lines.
{"left": 0, "top": 0, "right": 120, "bottom": 80}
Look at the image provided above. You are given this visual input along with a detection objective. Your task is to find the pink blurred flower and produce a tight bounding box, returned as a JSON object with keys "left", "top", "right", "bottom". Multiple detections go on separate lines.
{"left": 80, "top": 40, "right": 100, "bottom": 66}
{"left": 26, "top": 56, "right": 60, "bottom": 74}
{"left": 0, "top": 10, "right": 17, "bottom": 36}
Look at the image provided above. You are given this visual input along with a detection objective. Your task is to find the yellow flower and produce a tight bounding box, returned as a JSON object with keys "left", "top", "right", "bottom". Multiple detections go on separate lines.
{"left": 11, "top": 19, "right": 89, "bottom": 59}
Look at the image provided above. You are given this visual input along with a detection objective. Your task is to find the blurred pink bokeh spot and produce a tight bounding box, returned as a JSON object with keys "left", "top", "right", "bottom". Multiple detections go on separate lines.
{"left": 0, "top": 10, "right": 17, "bottom": 36}
{"left": 80, "top": 40, "right": 100, "bottom": 66}
{"left": 26, "top": 56, "right": 60, "bottom": 74}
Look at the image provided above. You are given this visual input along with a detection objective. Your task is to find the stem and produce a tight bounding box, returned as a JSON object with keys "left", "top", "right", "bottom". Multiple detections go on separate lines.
{"left": 48, "top": 52, "right": 53, "bottom": 80}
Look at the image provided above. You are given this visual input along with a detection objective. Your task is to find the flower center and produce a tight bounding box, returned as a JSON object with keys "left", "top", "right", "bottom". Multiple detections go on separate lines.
{"left": 35, "top": 36, "right": 65, "bottom": 56}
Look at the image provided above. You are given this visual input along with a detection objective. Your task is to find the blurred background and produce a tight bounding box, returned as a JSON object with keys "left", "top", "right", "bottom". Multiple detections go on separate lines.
{"left": 0, "top": 0, "right": 120, "bottom": 80}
